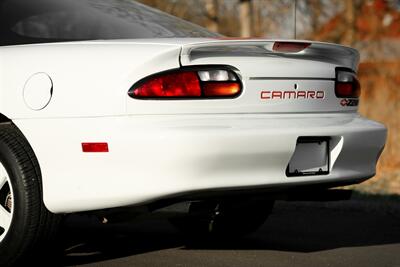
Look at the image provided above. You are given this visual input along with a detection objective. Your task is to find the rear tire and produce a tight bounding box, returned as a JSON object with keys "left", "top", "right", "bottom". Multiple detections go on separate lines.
{"left": 0, "top": 123, "right": 60, "bottom": 266}
{"left": 170, "top": 197, "right": 274, "bottom": 238}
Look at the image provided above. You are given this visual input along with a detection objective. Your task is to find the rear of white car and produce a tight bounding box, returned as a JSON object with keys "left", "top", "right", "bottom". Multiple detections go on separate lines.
{"left": 0, "top": 0, "right": 387, "bottom": 266}
{"left": 5, "top": 39, "right": 385, "bottom": 213}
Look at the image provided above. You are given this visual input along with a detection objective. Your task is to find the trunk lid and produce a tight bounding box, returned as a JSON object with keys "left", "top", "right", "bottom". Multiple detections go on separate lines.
{"left": 127, "top": 39, "right": 360, "bottom": 115}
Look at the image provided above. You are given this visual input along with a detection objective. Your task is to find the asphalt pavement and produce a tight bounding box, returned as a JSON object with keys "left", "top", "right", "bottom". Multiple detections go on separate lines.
{"left": 37, "top": 194, "right": 400, "bottom": 267}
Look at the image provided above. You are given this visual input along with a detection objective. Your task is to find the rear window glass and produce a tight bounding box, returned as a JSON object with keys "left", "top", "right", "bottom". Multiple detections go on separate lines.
{"left": 0, "top": 0, "right": 220, "bottom": 46}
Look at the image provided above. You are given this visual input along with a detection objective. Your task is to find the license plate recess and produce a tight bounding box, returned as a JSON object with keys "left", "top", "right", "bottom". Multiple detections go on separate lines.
{"left": 286, "top": 137, "right": 330, "bottom": 177}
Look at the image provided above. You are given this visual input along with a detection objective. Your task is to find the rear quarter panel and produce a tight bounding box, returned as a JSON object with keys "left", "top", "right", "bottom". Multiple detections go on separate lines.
{"left": 0, "top": 42, "right": 181, "bottom": 119}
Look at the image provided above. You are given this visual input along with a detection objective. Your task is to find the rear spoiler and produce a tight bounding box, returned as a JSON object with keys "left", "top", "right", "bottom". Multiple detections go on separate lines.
{"left": 180, "top": 40, "right": 360, "bottom": 71}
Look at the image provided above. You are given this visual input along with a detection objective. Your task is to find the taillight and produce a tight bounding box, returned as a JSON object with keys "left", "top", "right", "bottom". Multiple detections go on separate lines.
{"left": 130, "top": 72, "right": 201, "bottom": 98}
{"left": 129, "top": 68, "right": 241, "bottom": 99}
{"left": 272, "top": 42, "right": 311, "bottom": 53}
{"left": 335, "top": 69, "right": 361, "bottom": 98}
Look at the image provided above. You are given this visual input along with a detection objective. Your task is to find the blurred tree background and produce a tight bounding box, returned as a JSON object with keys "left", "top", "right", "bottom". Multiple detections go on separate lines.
{"left": 138, "top": 0, "right": 400, "bottom": 194}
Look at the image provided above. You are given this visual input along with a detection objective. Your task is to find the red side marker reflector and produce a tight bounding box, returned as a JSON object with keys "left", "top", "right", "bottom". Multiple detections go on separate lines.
{"left": 82, "top": 143, "right": 109, "bottom": 153}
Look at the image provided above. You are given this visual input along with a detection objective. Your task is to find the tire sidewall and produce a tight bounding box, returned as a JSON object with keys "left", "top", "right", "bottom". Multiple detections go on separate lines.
{"left": 0, "top": 136, "right": 36, "bottom": 263}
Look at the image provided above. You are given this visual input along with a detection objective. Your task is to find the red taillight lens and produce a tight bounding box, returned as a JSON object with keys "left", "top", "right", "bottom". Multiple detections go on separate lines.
{"left": 335, "top": 70, "right": 361, "bottom": 98}
{"left": 129, "top": 69, "right": 241, "bottom": 99}
{"left": 130, "top": 72, "right": 201, "bottom": 98}
{"left": 272, "top": 42, "right": 311, "bottom": 53}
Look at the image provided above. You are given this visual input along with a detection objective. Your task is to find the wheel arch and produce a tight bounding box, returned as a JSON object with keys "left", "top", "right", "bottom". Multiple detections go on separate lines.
{"left": 0, "top": 113, "right": 46, "bottom": 203}
{"left": 0, "top": 113, "right": 11, "bottom": 124}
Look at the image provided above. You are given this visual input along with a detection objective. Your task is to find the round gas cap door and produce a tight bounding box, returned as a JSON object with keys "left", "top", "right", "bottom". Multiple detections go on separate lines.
{"left": 23, "top": 73, "right": 53, "bottom": 110}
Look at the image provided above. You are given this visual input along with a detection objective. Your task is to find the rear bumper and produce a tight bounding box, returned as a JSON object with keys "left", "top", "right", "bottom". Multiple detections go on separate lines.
{"left": 14, "top": 113, "right": 386, "bottom": 213}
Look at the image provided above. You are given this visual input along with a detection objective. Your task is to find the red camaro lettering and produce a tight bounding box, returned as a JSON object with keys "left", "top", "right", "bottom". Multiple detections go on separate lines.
{"left": 272, "top": 91, "right": 282, "bottom": 99}
{"left": 316, "top": 91, "right": 324, "bottom": 98}
{"left": 297, "top": 91, "right": 306, "bottom": 98}
{"left": 283, "top": 91, "right": 296, "bottom": 99}
{"left": 260, "top": 91, "right": 271, "bottom": 99}
{"left": 260, "top": 90, "right": 325, "bottom": 100}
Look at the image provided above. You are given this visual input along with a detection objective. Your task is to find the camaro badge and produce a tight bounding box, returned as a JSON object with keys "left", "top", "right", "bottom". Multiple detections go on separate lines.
{"left": 260, "top": 90, "right": 325, "bottom": 100}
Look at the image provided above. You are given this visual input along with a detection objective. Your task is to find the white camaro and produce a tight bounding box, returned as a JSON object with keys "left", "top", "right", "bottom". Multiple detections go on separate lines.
{"left": 0, "top": 0, "right": 387, "bottom": 265}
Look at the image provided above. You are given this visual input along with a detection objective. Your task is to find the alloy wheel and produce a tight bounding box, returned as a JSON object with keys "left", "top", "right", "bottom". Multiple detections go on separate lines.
{"left": 0, "top": 162, "right": 13, "bottom": 243}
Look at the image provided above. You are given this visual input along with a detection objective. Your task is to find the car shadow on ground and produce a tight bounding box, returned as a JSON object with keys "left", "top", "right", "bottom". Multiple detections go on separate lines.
{"left": 37, "top": 193, "right": 400, "bottom": 266}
